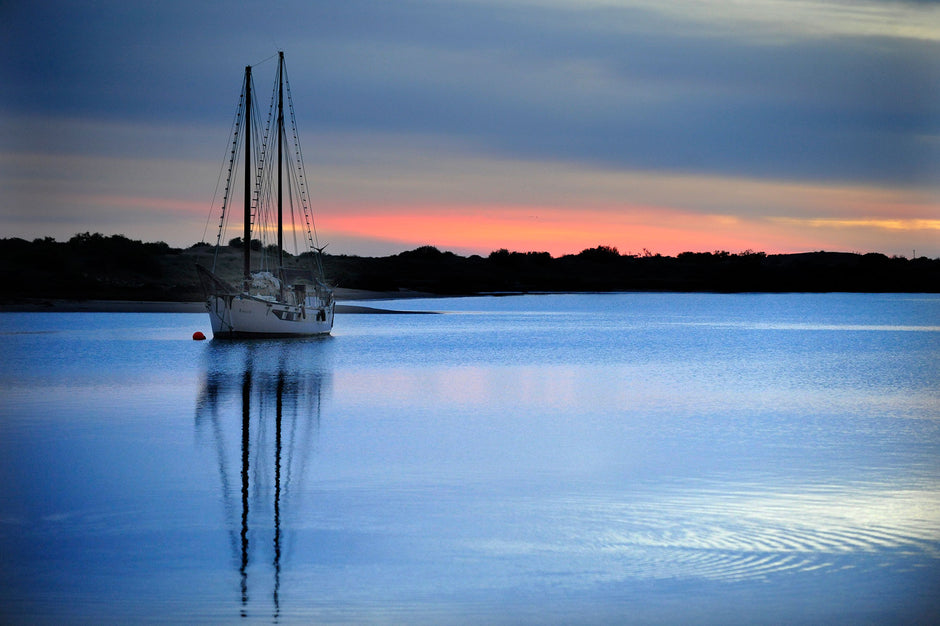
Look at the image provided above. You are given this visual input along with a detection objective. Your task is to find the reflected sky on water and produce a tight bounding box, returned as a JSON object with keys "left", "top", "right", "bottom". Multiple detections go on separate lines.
{"left": 0, "top": 293, "right": 938, "bottom": 623}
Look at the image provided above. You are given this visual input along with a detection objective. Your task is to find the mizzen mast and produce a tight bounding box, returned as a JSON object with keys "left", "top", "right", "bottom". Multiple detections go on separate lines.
{"left": 243, "top": 64, "right": 252, "bottom": 292}
{"left": 277, "top": 51, "right": 285, "bottom": 272}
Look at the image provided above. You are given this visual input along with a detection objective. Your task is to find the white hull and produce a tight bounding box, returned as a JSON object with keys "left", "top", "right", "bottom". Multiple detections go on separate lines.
{"left": 207, "top": 294, "right": 334, "bottom": 338}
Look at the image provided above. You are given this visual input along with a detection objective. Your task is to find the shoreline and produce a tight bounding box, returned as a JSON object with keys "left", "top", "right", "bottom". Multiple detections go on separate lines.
{"left": 0, "top": 288, "right": 438, "bottom": 314}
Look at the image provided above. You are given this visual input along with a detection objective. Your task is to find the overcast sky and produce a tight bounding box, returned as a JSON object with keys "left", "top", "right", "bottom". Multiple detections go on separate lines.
{"left": 1, "top": 0, "right": 938, "bottom": 256}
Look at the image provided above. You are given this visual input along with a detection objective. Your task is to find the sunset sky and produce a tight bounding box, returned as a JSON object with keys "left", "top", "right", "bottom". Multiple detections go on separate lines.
{"left": 1, "top": 0, "right": 938, "bottom": 257}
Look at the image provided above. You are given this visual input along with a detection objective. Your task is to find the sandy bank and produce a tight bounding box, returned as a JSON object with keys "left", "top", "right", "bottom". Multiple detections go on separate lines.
{"left": 0, "top": 289, "right": 438, "bottom": 314}
{"left": 0, "top": 300, "right": 206, "bottom": 313}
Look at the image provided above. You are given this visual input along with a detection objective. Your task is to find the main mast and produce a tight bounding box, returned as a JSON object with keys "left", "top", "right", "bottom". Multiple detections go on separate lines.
{"left": 243, "top": 65, "right": 252, "bottom": 292}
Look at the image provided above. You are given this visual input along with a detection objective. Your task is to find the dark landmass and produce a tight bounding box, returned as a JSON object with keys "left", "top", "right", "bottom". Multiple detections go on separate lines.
{"left": 1, "top": 234, "right": 937, "bottom": 307}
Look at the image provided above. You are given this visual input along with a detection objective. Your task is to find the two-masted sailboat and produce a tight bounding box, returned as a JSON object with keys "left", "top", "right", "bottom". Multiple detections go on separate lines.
{"left": 198, "top": 52, "right": 334, "bottom": 338}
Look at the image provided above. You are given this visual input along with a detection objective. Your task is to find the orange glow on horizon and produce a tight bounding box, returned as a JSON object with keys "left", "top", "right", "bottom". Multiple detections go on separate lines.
{"left": 317, "top": 204, "right": 808, "bottom": 256}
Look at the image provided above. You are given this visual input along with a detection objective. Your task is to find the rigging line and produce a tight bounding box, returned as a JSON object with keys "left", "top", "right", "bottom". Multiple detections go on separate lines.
{"left": 285, "top": 146, "right": 310, "bottom": 261}
{"left": 249, "top": 52, "right": 279, "bottom": 69}
{"left": 213, "top": 79, "right": 248, "bottom": 271}
{"left": 289, "top": 177, "right": 301, "bottom": 257}
{"left": 217, "top": 126, "right": 241, "bottom": 259}
{"left": 289, "top": 156, "right": 324, "bottom": 280}
{"left": 284, "top": 69, "right": 322, "bottom": 251}
{"left": 248, "top": 74, "right": 268, "bottom": 262}
{"left": 287, "top": 169, "right": 301, "bottom": 257}
{"left": 281, "top": 57, "right": 319, "bottom": 270}
{"left": 202, "top": 84, "right": 245, "bottom": 246}
{"left": 257, "top": 70, "right": 280, "bottom": 272}
{"left": 287, "top": 160, "right": 315, "bottom": 274}
{"left": 260, "top": 93, "right": 286, "bottom": 271}
{"left": 284, "top": 104, "right": 314, "bottom": 259}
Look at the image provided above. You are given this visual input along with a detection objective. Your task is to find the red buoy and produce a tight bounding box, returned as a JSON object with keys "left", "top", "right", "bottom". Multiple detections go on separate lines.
{"left": 192, "top": 331, "right": 206, "bottom": 341}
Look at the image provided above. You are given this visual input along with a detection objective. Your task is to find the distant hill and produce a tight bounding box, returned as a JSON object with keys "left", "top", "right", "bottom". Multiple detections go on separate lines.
{"left": 1, "top": 234, "right": 937, "bottom": 304}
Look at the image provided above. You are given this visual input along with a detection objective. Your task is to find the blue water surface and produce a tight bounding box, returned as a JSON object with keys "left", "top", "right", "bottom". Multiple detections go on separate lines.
{"left": 1, "top": 293, "right": 938, "bottom": 624}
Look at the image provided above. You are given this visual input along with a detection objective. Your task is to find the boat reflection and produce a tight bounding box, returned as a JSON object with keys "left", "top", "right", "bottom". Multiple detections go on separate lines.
{"left": 195, "top": 340, "right": 331, "bottom": 619}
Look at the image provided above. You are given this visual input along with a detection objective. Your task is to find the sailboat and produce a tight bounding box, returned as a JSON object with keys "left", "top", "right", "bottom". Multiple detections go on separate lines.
{"left": 197, "top": 52, "right": 334, "bottom": 338}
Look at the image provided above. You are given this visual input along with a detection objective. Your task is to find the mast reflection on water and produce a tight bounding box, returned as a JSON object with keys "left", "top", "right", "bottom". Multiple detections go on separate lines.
{"left": 194, "top": 340, "right": 331, "bottom": 620}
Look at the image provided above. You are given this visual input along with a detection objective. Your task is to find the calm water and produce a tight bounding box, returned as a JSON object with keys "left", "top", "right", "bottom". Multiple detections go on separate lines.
{"left": 1, "top": 293, "right": 938, "bottom": 624}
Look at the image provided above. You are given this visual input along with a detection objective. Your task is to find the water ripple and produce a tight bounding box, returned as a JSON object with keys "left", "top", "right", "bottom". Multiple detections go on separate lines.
{"left": 469, "top": 482, "right": 940, "bottom": 583}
